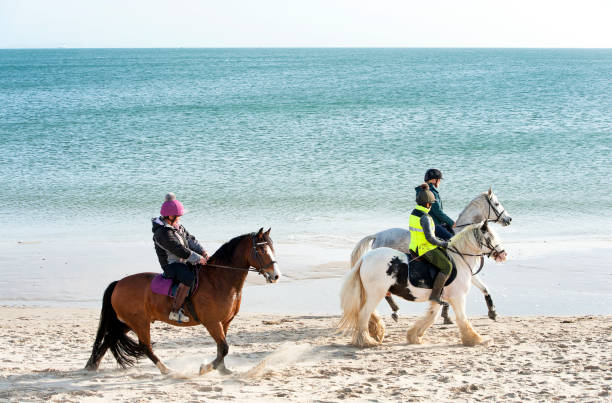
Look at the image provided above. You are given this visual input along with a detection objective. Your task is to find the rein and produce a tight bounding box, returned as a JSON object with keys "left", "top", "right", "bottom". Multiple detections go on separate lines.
{"left": 202, "top": 235, "right": 276, "bottom": 281}
{"left": 455, "top": 195, "right": 506, "bottom": 229}
{"left": 447, "top": 248, "right": 485, "bottom": 276}
{"left": 204, "top": 263, "right": 261, "bottom": 273}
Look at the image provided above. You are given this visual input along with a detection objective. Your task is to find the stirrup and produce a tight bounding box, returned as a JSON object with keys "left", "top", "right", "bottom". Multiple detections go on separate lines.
{"left": 169, "top": 308, "right": 190, "bottom": 323}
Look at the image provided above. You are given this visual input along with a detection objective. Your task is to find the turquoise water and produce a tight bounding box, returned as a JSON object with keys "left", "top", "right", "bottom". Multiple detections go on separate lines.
{"left": 2, "top": 49, "right": 612, "bottom": 240}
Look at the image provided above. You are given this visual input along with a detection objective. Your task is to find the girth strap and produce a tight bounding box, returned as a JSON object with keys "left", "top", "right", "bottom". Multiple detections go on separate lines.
{"left": 185, "top": 298, "right": 200, "bottom": 324}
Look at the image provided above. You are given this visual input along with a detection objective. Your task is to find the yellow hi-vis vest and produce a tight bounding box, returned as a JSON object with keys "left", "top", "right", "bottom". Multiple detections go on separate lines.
{"left": 409, "top": 205, "right": 437, "bottom": 256}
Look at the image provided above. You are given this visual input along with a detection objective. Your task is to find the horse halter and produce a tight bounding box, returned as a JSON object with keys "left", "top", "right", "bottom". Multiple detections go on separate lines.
{"left": 251, "top": 235, "right": 278, "bottom": 283}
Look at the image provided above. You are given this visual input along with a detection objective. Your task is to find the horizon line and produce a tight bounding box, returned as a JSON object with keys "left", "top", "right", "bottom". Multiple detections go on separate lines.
{"left": 1, "top": 46, "right": 612, "bottom": 50}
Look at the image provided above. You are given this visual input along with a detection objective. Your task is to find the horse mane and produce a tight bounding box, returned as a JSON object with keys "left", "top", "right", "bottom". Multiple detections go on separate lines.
{"left": 211, "top": 233, "right": 253, "bottom": 263}
{"left": 449, "top": 223, "right": 481, "bottom": 250}
{"left": 450, "top": 222, "right": 500, "bottom": 253}
{"left": 456, "top": 192, "right": 489, "bottom": 224}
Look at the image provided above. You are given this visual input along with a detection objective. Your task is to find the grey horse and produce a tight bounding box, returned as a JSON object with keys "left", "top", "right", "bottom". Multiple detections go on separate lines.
{"left": 350, "top": 188, "right": 512, "bottom": 324}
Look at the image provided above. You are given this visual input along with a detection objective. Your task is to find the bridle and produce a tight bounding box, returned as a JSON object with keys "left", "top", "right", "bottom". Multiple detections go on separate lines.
{"left": 447, "top": 227, "right": 505, "bottom": 276}
{"left": 484, "top": 195, "right": 506, "bottom": 225}
{"left": 455, "top": 195, "right": 506, "bottom": 229}
{"left": 204, "top": 234, "right": 277, "bottom": 283}
{"left": 251, "top": 236, "right": 278, "bottom": 282}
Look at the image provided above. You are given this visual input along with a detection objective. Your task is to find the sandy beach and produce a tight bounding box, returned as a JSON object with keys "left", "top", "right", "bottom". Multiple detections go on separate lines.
{"left": 1, "top": 307, "right": 610, "bottom": 402}
{"left": 3, "top": 8, "right": 612, "bottom": 401}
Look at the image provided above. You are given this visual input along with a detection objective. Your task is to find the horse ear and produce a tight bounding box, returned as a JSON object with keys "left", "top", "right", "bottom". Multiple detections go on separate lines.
{"left": 265, "top": 227, "right": 271, "bottom": 236}
{"left": 257, "top": 227, "right": 264, "bottom": 237}
{"left": 488, "top": 186, "right": 492, "bottom": 197}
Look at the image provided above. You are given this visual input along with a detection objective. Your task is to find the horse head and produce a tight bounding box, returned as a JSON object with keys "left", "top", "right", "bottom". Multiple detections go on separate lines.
{"left": 486, "top": 187, "right": 512, "bottom": 226}
{"left": 476, "top": 221, "right": 507, "bottom": 262}
{"left": 249, "top": 228, "right": 281, "bottom": 283}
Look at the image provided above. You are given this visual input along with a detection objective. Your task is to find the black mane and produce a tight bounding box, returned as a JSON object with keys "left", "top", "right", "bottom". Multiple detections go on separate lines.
{"left": 211, "top": 233, "right": 253, "bottom": 263}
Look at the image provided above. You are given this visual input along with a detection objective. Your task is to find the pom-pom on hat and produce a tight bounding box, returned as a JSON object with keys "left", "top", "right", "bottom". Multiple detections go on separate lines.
{"left": 160, "top": 192, "right": 185, "bottom": 217}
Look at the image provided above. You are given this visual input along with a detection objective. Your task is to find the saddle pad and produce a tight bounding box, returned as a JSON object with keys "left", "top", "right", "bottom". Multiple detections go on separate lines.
{"left": 150, "top": 274, "right": 199, "bottom": 297}
{"left": 406, "top": 254, "right": 457, "bottom": 289}
{"left": 151, "top": 274, "right": 174, "bottom": 296}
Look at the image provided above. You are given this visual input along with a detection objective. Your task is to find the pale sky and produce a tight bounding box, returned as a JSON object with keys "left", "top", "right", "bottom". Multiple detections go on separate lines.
{"left": 1, "top": 0, "right": 611, "bottom": 48}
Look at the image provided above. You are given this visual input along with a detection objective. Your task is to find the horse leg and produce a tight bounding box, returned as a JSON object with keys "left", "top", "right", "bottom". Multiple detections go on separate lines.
{"left": 353, "top": 293, "right": 384, "bottom": 347}
{"left": 385, "top": 295, "right": 400, "bottom": 322}
{"left": 128, "top": 319, "right": 171, "bottom": 375}
{"left": 406, "top": 302, "right": 442, "bottom": 344}
{"left": 472, "top": 275, "right": 497, "bottom": 320}
{"left": 368, "top": 311, "right": 386, "bottom": 343}
{"left": 448, "top": 295, "right": 488, "bottom": 346}
{"left": 199, "top": 322, "right": 231, "bottom": 375}
{"left": 440, "top": 302, "right": 453, "bottom": 324}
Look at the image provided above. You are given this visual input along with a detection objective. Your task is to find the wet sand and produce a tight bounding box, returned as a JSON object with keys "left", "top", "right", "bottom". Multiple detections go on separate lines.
{"left": 1, "top": 307, "right": 610, "bottom": 402}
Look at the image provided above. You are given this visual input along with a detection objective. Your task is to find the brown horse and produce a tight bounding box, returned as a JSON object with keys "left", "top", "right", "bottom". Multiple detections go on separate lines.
{"left": 85, "top": 228, "right": 280, "bottom": 375}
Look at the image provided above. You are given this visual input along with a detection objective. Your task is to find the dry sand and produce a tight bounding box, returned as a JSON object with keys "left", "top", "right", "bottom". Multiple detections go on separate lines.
{"left": 1, "top": 307, "right": 610, "bottom": 402}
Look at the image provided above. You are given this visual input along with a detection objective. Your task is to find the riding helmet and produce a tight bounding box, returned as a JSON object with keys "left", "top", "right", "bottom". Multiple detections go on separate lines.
{"left": 416, "top": 183, "right": 436, "bottom": 206}
{"left": 424, "top": 168, "right": 443, "bottom": 181}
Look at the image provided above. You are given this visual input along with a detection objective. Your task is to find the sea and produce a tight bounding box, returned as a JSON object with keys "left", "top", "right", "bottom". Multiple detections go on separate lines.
{"left": 1, "top": 48, "right": 611, "bottom": 313}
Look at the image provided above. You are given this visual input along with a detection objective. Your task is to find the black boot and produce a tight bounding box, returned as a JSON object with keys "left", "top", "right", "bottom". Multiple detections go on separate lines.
{"left": 429, "top": 272, "right": 450, "bottom": 305}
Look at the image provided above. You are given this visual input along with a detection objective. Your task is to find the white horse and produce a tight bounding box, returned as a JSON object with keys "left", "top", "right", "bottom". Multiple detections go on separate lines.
{"left": 338, "top": 222, "right": 507, "bottom": 347}
{"left": 350, "top": 188, "right": 511, "bottom": 323}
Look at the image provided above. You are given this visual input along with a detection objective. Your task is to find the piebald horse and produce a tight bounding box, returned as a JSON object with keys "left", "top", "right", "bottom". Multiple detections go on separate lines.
{"left": 339, "top": 222, "right": 507, "bottom": 347}
{"left": 350, "top": 188, "right": 511, "bottom": 322}
{"left": 85, "top": 228, "right": 280, "bottom": 375}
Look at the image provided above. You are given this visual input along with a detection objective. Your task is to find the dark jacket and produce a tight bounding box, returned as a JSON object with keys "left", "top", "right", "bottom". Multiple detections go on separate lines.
{"left": 151, "top": 217, "right": 206, "bottom": 268}
{"left": 414, "top": 184, "right": 454, "bottom": 228}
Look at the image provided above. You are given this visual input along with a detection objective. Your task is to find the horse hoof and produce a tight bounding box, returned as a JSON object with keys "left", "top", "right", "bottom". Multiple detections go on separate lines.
{"left": 406, "top": 331, "right": 422, "bottom": 345}
{"left": 462, "top": 335, "right": 491, "bottom": 347}
{"left": 481, "top": 337, "right": 494, "bottom": 346}
{"left": 488, "top": 311, "right": 497, "bottom": 321}
{"left": 156, "top": 362, "right": 171, "bottom": 375}
{"left": 199, "top": 363, "right": 213, "bottom": 376}
{"left": 352, "top": 331, "right": 380, "bottom": 348}
{"left": 442, "top": 318, "right": 454, "bottom": 325}
{"left": 391, "top": 312, "right": 398, "bottom": 322}
{"left": 218, "top": 365, "right": 233, "bottom": 376}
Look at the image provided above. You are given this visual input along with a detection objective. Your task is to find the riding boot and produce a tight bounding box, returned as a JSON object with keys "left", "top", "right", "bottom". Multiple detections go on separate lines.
{"left": 169, "top": 284, "right": 190, "bottom": 323}
{"left": 429, "top": 272, "right": 450, "bottom": 305}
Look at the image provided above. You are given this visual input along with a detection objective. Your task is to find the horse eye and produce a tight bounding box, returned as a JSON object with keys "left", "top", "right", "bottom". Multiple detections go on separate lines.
{"left": 495, "top": 202, "right": 499, "bottom": 206}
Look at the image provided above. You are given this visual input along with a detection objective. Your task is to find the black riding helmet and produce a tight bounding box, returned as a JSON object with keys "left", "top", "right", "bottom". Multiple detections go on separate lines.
{"left": 424, "top": 168, "right": 443, "bottom": 181}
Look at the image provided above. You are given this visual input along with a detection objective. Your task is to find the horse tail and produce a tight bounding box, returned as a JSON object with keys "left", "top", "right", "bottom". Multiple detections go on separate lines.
{"left": 350, "top": 234, "right": 375, "bottom": 268}
{"left": 85, "top": 281, "right": 146, "bottom": 370}
{"left": 337, "top": 257, "right": 367, "bottom": 335}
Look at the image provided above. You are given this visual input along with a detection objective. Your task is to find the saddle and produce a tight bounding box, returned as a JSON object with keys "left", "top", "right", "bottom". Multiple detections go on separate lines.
{"left": 405, "top": 251, "right": 457, "bottom": 289}
{"left": 150, "top": 273, "right": 199, "bottom": 298}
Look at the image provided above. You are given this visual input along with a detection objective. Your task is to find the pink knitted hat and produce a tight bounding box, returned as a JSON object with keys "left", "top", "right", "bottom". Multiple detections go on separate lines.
{"left": 160, "top": 193, "right": 185, "bottom": 216}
